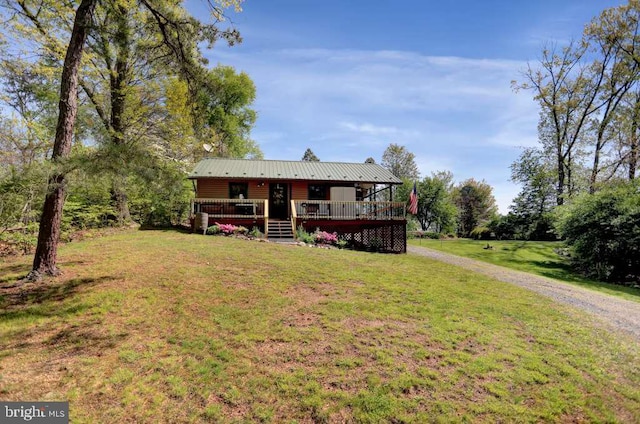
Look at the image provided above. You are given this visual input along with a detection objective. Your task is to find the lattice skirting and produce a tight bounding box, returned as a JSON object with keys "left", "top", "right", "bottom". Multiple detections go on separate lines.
{"left": 300, "top": 221, "right": 407, "bottom": 253}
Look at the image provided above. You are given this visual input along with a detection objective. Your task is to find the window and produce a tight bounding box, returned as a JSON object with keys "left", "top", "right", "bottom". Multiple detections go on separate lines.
{"left": 229, "top": 182, "right": 248, "bottom": 199}
{"left": 308, "top": 184, "right": 326, "bottom": 200}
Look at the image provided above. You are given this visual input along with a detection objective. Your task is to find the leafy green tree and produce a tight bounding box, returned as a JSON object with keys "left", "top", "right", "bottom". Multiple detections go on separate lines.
{"left": 0, "top": 164, "right": 48, "bottom": 233}
{"left": 127, "top": 157, "right": 193, "bottom": 227}
{"left": 0, "top": 0, "right": 246, "bottom": 279}
{"left": 380, "top": 143, "right": 419, "bottom": 201}
{"left": 509, "top": 148, "right": 557, "bottom": 239}
{"left": 24, "top": 0, "right": 98, "bottom": 279}
{"left": 395, "top": 173, "right": 457, "bottom": 233}
{"left": 301, "top": 148, "right": 320, "bottom": 161}
{"left": 452, "top": 178, "right": 498, "bottom": 237}
{"left": 615, "top": 88, "right": 640, "bottom": 180}
{"left": 554, "top": 180, "right": 640, "bottom": 284}
{"left": 155, "top": 77, "right": 199, "bottom": 164}
{"left": 515, "top": 2, "right": 640, "bottom": 203}
{"left": 514, "top": 43, "right": 595, "bottom": 205}
{"left": 582, "top": 3, "right": 640, "bottom": 192}
{"left": 196, "top": 65, "right": 261, "bottom": 158}
{"left": 381, "top": 143, "right": 419, "bottom": 180}
{"left": 488, "top": 213, "right": 518, "bottom": 240}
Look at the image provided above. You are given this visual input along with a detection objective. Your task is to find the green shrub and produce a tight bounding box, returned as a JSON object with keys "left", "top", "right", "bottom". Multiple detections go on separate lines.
{"left": 63, "top": 200, "right": 117, "bottom": 230}
{"left": 249, "top": 226, "right": 264, "bottom": 239}
{"left": 128, "top": 162, "right": 192, "bottom": 227}
{"left": 336, "top": 237, "right": 349, "bottom": 249}
{"left": 0, "top": 223, "right": 39, "bottom": 254}
{"left": 554, "top": 181, "right": 640, "bottom": 285}
{"left": 296, "top": 225, "right": 315, "bottom": 244}
{"left": 206, "top": 225, "right": 221, "bottom": 235}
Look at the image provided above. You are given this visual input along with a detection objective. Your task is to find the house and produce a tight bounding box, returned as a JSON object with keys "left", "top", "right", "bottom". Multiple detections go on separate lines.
{"left": 188, "top": 158, "right": 407, "bottom": 252}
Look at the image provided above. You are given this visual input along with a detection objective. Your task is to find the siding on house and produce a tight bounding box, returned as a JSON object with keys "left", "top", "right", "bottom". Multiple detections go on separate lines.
{"left": 197, "top": 179, "right": 271, "bottom": 199}
{"left": 197, "top": 179, "right": 324, "bottom": 201}
{"left": 291, "top": 181, "right": 307, "bottom": 200}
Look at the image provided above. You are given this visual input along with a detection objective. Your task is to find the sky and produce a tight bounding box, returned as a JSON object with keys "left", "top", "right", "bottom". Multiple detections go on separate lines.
{"left": 188, "top": 0, "right": 626, "bottom": 213}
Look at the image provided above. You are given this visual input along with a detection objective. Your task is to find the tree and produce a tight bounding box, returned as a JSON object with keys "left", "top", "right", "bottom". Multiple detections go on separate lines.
{"left": 27, "top": 0, "right": 98, "bottom": 280}
{"left": 380, "top": 143, "right": 419, "bottom": 180}
{"left": 515, "top": 2, "right": 640, "bottom": 202}
{"left": 0, "top": 58, "right": 59, "bottom": 231}
{"left": 616, "top": 87, "right": 640, "bottom": 180}
{"left": 364, "top": 157, "right": 376, "bottom": 164}
{"left": 488, "top": 213, "right": 519, "bottom": 240}
{"left": 452, "top": 178, "right": 498, "bottom": 237}
{"left": 422, "top": 172, "right": 457, "bottom": 234}
{"left": 301, "top": 148, "right": 320, "bottom": 161}
{"left": 509, "top": 147, "right": 557, "bottom": 239}
{"left": 396, "top": 173, "right": 456, "bottom": 233}
{"left": 583, "top": 3, "right": 640, "bottom": 192}
{"left": 515, "top": 43, "right": 599, "bottom": 204}
{"left": 6, "top": 0, "right": 246, "bottom": 280}
{"left": 196, "top": 65, "right": 261, "bottom": 159}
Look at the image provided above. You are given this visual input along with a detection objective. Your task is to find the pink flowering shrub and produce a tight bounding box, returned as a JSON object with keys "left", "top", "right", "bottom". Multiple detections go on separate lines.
{"left": 216, "top": 222, "right": 238, "bottom": 235}
{"left": 206, "top": 223, "right": 250, "bottom": 237}
{"left": 314, "top": 230, "right": 339, "bottom": 245}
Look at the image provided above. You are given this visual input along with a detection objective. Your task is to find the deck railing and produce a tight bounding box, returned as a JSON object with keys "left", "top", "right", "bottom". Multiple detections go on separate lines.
{"left": 293, "top": 200, "right": 406, "bottom": 221}
{"left": 192, "top": 198, "right": 267, "bottom": 219}
{"left": 192, "top": 198, "right": 406, "bottom": 221}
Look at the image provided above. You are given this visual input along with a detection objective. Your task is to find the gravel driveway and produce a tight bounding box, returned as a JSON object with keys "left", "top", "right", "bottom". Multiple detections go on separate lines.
{"left": 408, "top": 245, "right": 640, "bottom": 341}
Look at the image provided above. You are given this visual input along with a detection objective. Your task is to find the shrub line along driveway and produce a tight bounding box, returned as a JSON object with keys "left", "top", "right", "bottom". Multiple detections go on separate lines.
{"left": 407, "top": 245, "right": 640, "bottom": 341}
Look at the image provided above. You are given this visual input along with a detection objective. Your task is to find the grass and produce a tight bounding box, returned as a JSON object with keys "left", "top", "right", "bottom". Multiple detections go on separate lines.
{"left": 409, "top": 238, "right": 640, "bottom": 302}
{"left": 1, "top": 229, "right": 639, "bottom": 422}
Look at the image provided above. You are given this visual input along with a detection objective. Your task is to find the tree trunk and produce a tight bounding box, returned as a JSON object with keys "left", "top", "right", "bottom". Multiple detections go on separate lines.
{"left": 109, "top": 6, "right": 132, "bottom": 224}
{"left": 27, "top": 0, "right": 97, "bottom": 280}
{"left": 630, "top": 95, "right": 640, "bottom": 180}
{"left": 589, "top": 140, "right": 603, "bottom": 194}
{"left": 630, "top": 135, "right": 638, "bottom": 180}
{"left": 112, "top": 175, "right": 131, "bottom": 225}
{"left": 556, "top": 145, "right": 565, "bottom": 206}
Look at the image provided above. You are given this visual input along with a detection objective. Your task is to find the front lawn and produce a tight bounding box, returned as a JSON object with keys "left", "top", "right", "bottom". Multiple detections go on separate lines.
{"left": 409, "top": 238, "right": 640, "bottom": 302}
{"left": 1, "top": 230, "right": 638, "bottom": 422}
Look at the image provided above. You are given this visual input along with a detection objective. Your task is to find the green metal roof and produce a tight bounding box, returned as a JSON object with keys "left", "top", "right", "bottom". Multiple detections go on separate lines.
{"left": 188, "top": 158, "right": 402, "bottom": 184}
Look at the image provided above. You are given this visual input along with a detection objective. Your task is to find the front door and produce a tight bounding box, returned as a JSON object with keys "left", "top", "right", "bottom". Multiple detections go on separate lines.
{"left": 269, "top": 183, "right": 289, "bottom": 219}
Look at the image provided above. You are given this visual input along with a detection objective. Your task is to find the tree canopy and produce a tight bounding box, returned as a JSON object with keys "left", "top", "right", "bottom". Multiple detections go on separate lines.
{"left": 301, "top": 148, "right": 320, "bottom": 161}
{"left": 0, "top": 0, "right": 248, "bottom": 279}
{"left": 381, "top": 143, "right": 419, "bottom": 180}
{"left": 452, "top": 178, "right": 498, "bottom": 237}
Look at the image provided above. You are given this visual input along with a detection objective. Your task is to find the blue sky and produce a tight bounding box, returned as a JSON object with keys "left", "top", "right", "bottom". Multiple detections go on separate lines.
{"left": 189, "top": 0, "right": 625, "bottom": 212}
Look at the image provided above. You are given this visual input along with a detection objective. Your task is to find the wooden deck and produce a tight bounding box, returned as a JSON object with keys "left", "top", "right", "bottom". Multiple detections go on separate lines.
{"left": 291, "top": 200, "right": 406, "bottom": 221}
{"left": 191, "top": 198, "right": 407, "bottom": 252}
{"left": 191, "top": 198, "right": 406, "bottom": 221}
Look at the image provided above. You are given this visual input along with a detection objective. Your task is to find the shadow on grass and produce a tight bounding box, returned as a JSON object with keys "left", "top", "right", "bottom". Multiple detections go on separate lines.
{"left": 530, "top": 260, "right": 640, "bottom": 299}
{"left": 0, "top": 275, "right": 123, "bottom": 356}
{"left": 138, "top": 225, "right": 192, "bottom": 234}
{"left": 43, "top": 322, "right": 129, "bottom": 355}
{"left": 0, "top": 263, "right": 32, "bottom": 284}
{"left": 0, "top": 276, "right": 114, "bottom": 319}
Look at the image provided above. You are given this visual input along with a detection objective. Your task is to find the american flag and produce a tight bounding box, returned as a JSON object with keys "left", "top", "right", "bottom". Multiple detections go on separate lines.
{"left": 408, "top": 181, "right": 418, "bottom": 215}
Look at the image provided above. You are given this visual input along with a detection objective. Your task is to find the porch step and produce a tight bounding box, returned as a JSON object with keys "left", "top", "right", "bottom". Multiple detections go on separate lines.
{"left": 267, "top": 220, "right": 294, "bottom": 239}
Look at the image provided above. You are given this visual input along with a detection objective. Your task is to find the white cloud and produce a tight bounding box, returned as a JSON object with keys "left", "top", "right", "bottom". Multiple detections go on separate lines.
{"left": 340, "top": 121, "right": 399, "bottom": 136}
{"left": 204, "top": 47, "right": 540, "bottom": 212}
